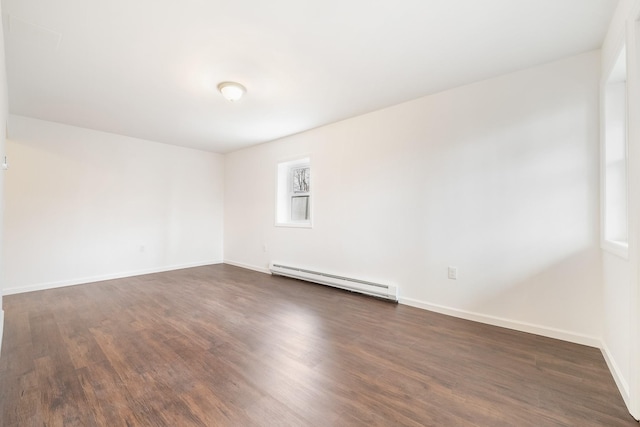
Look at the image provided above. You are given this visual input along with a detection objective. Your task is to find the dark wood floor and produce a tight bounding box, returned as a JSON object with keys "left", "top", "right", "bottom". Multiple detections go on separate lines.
{"left": 0, "top": 264, "right": 636, "bottom": 426}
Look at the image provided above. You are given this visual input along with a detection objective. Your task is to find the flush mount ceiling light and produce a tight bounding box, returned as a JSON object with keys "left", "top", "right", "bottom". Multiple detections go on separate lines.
{"left": 217, "top": 81, "right": 246, "bottom": 102}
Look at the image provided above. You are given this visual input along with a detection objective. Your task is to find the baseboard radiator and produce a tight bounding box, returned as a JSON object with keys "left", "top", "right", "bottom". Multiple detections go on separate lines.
{"left": 269, "top": 262, "right": 398, "bottom": 301}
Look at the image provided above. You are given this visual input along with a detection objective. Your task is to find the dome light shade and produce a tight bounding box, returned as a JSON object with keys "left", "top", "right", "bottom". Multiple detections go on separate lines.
{"left": 217, "top": 81, "right": 246, "bottom": 102}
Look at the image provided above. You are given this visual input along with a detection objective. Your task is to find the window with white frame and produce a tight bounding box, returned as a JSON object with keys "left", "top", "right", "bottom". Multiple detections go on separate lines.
{"left": 602, "top": 46, "right": 628, "bottom": 256}
{"left": 276, "top": 157, "right": 311, "bottom": 227}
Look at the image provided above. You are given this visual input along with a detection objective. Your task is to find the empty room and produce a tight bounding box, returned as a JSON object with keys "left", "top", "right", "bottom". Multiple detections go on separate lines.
{"left": 0, "top": 0, "right": 639, "bottom": 425}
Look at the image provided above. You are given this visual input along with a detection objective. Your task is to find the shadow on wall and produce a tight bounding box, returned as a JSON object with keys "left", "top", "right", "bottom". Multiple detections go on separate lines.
{"left": 414, "top": 96, "right": 599, "bottom": 337}
{"left": 468, "top": 247, "right": 602, "bottom": 337}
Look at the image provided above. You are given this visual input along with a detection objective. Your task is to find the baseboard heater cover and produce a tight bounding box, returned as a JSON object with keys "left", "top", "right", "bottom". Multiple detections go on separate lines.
{"left": 269, "top": 262, "right": 398, "bottom": 301}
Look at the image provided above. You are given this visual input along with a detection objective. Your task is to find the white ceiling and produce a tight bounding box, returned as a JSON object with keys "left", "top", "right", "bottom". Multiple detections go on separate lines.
{"left": 2, "top": 0, "right": 618, "bottom": 153}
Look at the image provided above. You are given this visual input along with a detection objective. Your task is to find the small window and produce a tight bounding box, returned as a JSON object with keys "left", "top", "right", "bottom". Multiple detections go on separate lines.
{"left": 277, "top": 157, "right": 312, "bottom": 227}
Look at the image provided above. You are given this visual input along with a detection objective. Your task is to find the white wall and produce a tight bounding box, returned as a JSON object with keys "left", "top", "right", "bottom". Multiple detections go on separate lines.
{"left": 225, "top": 51, "right": 602, "bottom": 345}
{"left": 0, "top": 0, "right": 9, "bottom": 351}
{"left": 599, "top": 0, "right": 640, "bottom": 418}
{"left": 2, "top": 115, "right": 224, "bottom": 294}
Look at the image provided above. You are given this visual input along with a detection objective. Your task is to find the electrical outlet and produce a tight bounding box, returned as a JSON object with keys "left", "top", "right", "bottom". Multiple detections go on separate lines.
{"left": 448, "top": 266, "right": 457, "bottom": 280}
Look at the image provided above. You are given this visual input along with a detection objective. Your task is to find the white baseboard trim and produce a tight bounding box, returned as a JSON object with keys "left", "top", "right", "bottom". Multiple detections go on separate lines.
{"left": 399, "top": 297, "right": 601, "bottom": 348}
{"left": 3, "top": 260, "right": 223, "bottom": 296}
{"left": 223, "top": 259, "right": 271, "bottom": 274}
{"left": 600, "top": 341, "right": 630, "bottom": 409}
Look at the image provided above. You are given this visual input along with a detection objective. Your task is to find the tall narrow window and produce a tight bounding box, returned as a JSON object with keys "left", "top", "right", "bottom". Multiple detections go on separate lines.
{"left": 277, "top": 157, "right": 312, "bottom": 227}
{"left": 603, "top": 46, "right": 628, "bottom": 256}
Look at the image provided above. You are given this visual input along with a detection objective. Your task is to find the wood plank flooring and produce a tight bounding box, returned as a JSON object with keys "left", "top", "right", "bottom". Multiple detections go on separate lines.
{"left": 0, "top": 263, "right": 636, "bottom": 426}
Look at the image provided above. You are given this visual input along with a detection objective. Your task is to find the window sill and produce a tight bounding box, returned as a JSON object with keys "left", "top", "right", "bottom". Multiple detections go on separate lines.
{"left": 601, "top": 239, "right": 629, "bottom": 260}
{"left": 275, "top": 222, "right": 313, "bottom": 229}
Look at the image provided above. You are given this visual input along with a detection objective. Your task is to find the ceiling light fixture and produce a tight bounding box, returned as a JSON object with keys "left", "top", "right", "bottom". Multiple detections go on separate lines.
{"left": 217, "top": 81, "right": 246, "bottom": 102}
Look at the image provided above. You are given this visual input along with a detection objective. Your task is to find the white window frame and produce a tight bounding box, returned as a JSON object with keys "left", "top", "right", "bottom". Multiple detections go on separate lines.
{"left": 601, "top": 43, "right": 630, "bottom": 259}
{"left": 276, "top": 157, "right": 312, "bottom": 228}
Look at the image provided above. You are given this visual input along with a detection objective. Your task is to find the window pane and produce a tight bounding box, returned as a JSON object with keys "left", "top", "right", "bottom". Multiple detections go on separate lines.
{"left": 604, "top": 53, "right": 628, "bottom": 245}
{"left": 291, "top": 196, "right": 309, "bottom": 221}
{"left": 292, "top": 167, "right": 310, "bottom": 193}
